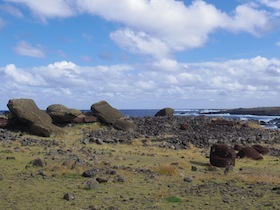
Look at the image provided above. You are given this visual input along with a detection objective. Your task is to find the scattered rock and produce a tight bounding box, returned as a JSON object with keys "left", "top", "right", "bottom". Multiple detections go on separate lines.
{"left": 114, "top": 175, "right": 125, "bottom": 183}
{"left": 183, "top": 177, "right": 193, "bottom": 182}
{"left": 63, "top": 193, "right": 75, "bottom": 201}
{"left": 85, "top": 178, "right": 99, "bottom": 190}
{"left": 82, "top": 169, "right": 99, "bottom": 178}
{"left": 32, "top": 158, "right": 44, "bottom": 167}
{"left": 191, "top": 165, "right": 197, "bottom": 171}
{"left": 96, "top": 177, "right": 108, "bottom": 183}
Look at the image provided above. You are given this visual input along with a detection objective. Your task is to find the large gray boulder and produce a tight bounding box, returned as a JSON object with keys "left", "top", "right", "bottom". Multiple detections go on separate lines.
{"left": 7, "top": 98, "right": 63, "bottom": 137}
{"left": 91, "top": 101, "right": 122, "bottom": 124}
{"left": 155, "top": 108, "right": 174, "bottom": 117}
{"left": 46, "top": 104, "right": 82, "bottom": 123}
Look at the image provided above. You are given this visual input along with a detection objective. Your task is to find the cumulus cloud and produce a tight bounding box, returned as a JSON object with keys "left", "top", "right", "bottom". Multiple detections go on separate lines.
{"left": 110, "top": 29, "right": 170, "bottom": 58}
{"left": 0, "top": 57, "right": 279, "bottom": 109}
{"left": 76, "top": 0, "right": 272, "bottom": 57}
{"left": 225, "top": 4, "right": 272, "bottom": 36}
{"left": 3, "top": 64, "right": 46, "bottom": 86}
{"left": 5, "top": 0, "right": 274, "bottom": 58}
{"left": 13, "top": 41, "right": 45, "bottom": 58}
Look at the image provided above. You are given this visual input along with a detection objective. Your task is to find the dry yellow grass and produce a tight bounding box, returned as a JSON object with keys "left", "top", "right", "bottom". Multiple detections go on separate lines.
{"left": 0, "top": 124, "right": 279, "bottom": 209}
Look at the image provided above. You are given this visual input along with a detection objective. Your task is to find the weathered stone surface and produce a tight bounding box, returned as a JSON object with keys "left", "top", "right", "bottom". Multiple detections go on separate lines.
{"left": 210, "top": 144, "right": 235, "bottom": 167}
{"left": 91, "top": 101, "right": 122, "bottom": 124}
{"left": 63, "top": 193, "right": 75, "bottom": 201}
{"left": 155, "top": 108, "right": 174, "bottom": 117}
{"left": 237, "top": 147, "right": 263, "bottom": 160}
{"left": 31, "top": 158, "right": 44, "bottom": 167}
{"left": 7, "top": 98, "right": 63, "bottom": 137}
{"left": 82, "top": 168, "right": 99, "bottom": 178}
{"left": 113, "top": 119, "right": 136, "bottom": 131}
{"left": 73, "top": 115, "right": 97, "bottom": 124}
{"left": 46, "top": 104, "right": 81, "bottom": 123}
{"left": 0, "top": 117, "right": 8, "bottom": 128}
{"left": 252, "top": 144, "right": 269, "bottom": 155}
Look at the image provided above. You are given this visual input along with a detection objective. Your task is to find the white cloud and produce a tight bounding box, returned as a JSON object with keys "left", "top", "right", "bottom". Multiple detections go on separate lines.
{"left": 13, "top": 41, "right": 45, "bottom": 58}
{"left": 5, "top": 0, "right": 76, "bottom": 21}
{"left": 5, "top": 0, "right": 274, "bottom": 58}
{"left": 0, "top": 57, "right": 279, "bottom": 109}
{"left": 110, "top": 29, "right": 170, "bottom": 58}
{"left": 77, "top": 0, "right": 272, "bottom": 57}
{"left": 259, "top": 0, "right": 280, "bottom": 9}
{"left": 3, "top": 64, "right": 46, "bottom": 86}
{"left": 225, "top": 4, "right": 272, "bottom": 36}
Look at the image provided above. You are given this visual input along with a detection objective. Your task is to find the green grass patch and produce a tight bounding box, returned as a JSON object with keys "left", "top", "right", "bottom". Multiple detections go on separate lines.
{"left": 165, "top": 196, "right": 183, "bottom": 203}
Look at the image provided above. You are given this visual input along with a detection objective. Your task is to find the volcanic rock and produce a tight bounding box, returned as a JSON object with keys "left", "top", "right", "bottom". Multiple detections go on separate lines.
{"left": 113, "top": 119, "right": 136, "bottom": 131}
{"left": 7, "top": 98, "right": 63, "bottom": 137}
{"left": 91, "top": 101, "right": 122, "bottom": 124}
{"left": 210, "top": 144, "right": 236, "bottom": 167}
{"left": 155, "top": 108, "right": 174, "bottom": 117}
{"left": 236, "top": 147, "right": 263, "bottom": 160}
{"left": 46, "top": 104, "right": 81, "bottom": 123}
{"left": 252, "top": 144, "right": 269, "bottom": 155}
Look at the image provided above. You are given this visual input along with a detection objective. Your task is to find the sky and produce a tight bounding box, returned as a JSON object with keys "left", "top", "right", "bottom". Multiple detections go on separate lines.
{"left": 0, "top": 0, "right": 280, "bottom": 110}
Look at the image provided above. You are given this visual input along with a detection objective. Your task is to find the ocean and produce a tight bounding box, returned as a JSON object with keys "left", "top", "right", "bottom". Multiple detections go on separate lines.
{"left": 1, "top": 109, "right": 279, "bottom": 129}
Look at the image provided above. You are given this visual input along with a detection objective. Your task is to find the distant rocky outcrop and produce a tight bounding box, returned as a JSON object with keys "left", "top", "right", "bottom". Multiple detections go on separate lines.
{"left": 205, "top": 107, "right": 280, "bottom": 116}
{"left": 155, "top": 108, "right": 174, "bottom": 117}
{"left": 91, "top": 101, "right": 122, "bottom": 124}
{"left": 7, "top": 99, "right": 63, "bottom": 137}
{"left": 46, "top": 104, "right": 82, "bottom": 123}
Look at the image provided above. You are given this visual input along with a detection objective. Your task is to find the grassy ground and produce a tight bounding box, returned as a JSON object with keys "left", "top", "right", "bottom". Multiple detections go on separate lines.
{"left": 0, "top": 123, "right": 279, "bottom": 210}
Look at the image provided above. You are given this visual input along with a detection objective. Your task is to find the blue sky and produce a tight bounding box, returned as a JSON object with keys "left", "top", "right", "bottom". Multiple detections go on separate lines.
{"left": 0, "top": 0, "right": 280, "bottom": 110}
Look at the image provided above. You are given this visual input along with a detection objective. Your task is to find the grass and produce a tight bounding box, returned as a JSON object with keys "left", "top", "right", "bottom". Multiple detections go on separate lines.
{"left": 0, "top": 123, "right": 279, "bottom": 209}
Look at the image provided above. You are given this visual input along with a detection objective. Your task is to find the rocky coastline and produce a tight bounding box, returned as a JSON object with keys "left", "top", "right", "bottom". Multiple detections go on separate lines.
{"left": 204, "top": 106, "right": 280, "bottom": 116}
{"left": 0, "top": 98, "right": 280, "bottom": 209}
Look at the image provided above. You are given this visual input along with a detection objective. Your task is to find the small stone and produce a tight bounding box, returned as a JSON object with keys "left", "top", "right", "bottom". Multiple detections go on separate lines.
{"left": 37, "top": 170, "right": 46, "bottom": 177}
{"left": 184, "top": 177, "right": 193, "bottom": 183}
{"left": 82, "top": 169, "right": 99, "bottom": 178}
{"left": 32, "top": 158, "right": 44, "bottom": 167}
{"left": 191, "top": 166, "right": 197, "bottom": 171}
{"left": 85, "top": 179, "right": 99, "bottom": 190}
{"left": 6, "top": 156, "right": 16, "bottom": 160}
{"left": 63, "top": 193, "right": 75, "bottom": 201}
{"left": 96, "top": 177, "right": 108, "bottom": 183}
{"left": 115, "top": 175, "right": 125, "bottom": 183}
